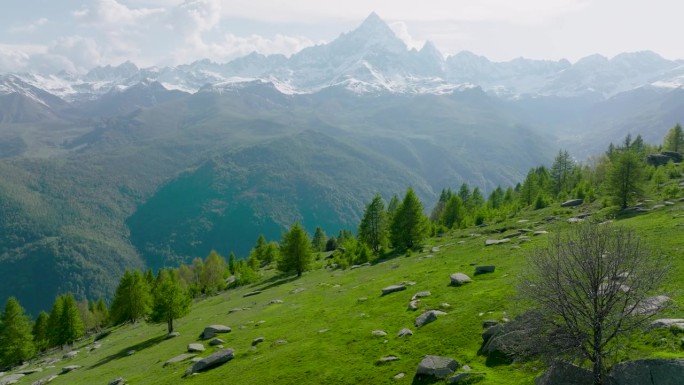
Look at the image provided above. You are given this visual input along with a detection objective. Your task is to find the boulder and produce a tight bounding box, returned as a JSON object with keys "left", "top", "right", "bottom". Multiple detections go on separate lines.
{"left": 533, "top": 230, "right": 548, "bottom": 236}
{"left": 164, "top": 353, "right": 197, "bottom": 367}
{"left": 209, "top": 338, "right": 224, "bottom": 346}
{"left": 415, "top": 310, "right": 442, "bottom": 327}
{"left": 357, "top": 297, "right": 368, "bottom": 302}
{"left": 268, "top": 299, "right": 283, "bottom": 304}
{"left": 0, "top": 374, "right": 24, "bottom": 385}
{"left": 372, "top": 330, "right": 387, "bottom": 337}
{"left": 185, "top": 349, "right": 234, "bottom": 375}
{"left": 634, "top": 295, "right": 671, "bottom": 315}
{"left": 381, "top": 285, "right": 406, "bottom": 295}
{"left": 31, "top": 375, "right": 58, "bottom": 385}
{"left": 649, "top": 319, "right": 684, "bottom": 330}
{"left": 450, "top": 273, "right": 472, "bottom": 286}
{"left": 17, "top": 368, "right": 42, "bottom": 375}
{"left": 201, "top": 325, "right": 232, "bottom": 339}
{"left": 485, "top": 239, "right": 510, "bottom": 246}
{"left": 243, "top": 290, "right": 262, "bottom": 298}
{"left": 483, "top": 320, "right": 499, "bottom": 328}
{"left": 271, "top": 340, "right": 288, "bottom": 346}
{"left": 561, "top": 199, "right": 583, "bottom": 207}
{"left": 480, "top": 311, "right": 545, "bottom": 365}
{"left": 63, "top": 351, "right": 78, "bottom": 359}
{"left": 411, "top": 291, "right": 431, "bottom": 300}
{"left": 416, "top": 355, "right": 460, "bottom": 379}
{"left": 397, "top": 328, "right": 413, "bottom": 337}
{"left": 448, "top": 372, "right": 486, "bottom": 384}
{"left": 534, "top": 361, "right": 592, "bottom": 385}
{"left": 379, "top": 356, "right": 400, "bottom": 363}
{"left": 60, "top": 365, "right": 81, "bottom": 374}
{"left": 108, "top": 378, "right": 126, "bottom": 385}
{"left": 408, "top": 300, "right": 420, "bottom": 310}
{"left": 252, "top": 337, "right": 265, "bottom": 346}
{"left": 609, "top": 358, "right": 684, "bottom": 385}
{"left": 188, "top": 343, "right": 205, "bottom": 353}
{"left": 166, "top": 332, "right": 180, "bottom": 339}
{"left": 567, "top": 217, "right": 584, "bottom": 223}
{"left": 475, "top": 266, "right": 495, "bottom": 275}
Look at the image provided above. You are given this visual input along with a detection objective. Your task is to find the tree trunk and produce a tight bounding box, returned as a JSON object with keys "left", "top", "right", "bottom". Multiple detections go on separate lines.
{"left": 167, "top": 318, "right": 174, "bottom": 334}
{"left": 592, "top": 325, "right": 604, "bottom": 385}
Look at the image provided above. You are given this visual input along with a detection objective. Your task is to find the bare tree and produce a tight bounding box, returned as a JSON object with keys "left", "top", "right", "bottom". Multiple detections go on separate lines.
{"left": 519, "top": 223, "right": 669, "bottom": 385}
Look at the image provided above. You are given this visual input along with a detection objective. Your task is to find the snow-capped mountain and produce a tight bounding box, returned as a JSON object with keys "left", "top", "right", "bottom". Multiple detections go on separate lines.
{"left": 2, "top": 12, "right": 684, "bottom": 104}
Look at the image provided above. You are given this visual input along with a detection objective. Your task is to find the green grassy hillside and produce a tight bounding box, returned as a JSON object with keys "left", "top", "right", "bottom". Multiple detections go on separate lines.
{"left": 7, "top": 200, "right": 683, "bottom": 385}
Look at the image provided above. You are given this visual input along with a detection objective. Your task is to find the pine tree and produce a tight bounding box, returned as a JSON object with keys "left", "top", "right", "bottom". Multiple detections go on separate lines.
{"left": 93, "top": 298, "right": 109, "bottom": 330}
{"left": 110, "top": 270, "right": 152, "bottom": 324}
{"left": 358, "top": 194, "right": 388, "bottom": 254}
{"left": 58, "top": 293, "right": 85, "bottom": 346}
{"left": 47, "top": 296, "right": 64, "bottom": 347}
{"left": 387, "top": 194, "right": 400, "bottom": 218}
{"left": 278, "top": 223, "right": 313, "bottom": 277}
{"left": 311, "top": 227, "right": 327, "bottom": 252}
{"left": 228, "top": 251, "right": 237, "bottom": 275}
{"left": 442, "top": 195, "right": 465, "bottom": 229}
{"left": 458, "top": 183, "right": 471, "bottom": 206}
{"left": 663, "top": 123, "right": 684, "bottom": 153}
{"left": 607, "top": 146, "right": 645, "bottom": 209}
{"left": 150, "top": 269, "right": 192, "bottom": 334}
{"left": 390, "top": 187, "right": 429, "bottom": 251}
{"left": 550, "top": 149, "right": 576, "bottom": 197}
{"left": 0, "top": 297, "right": 35, "bottom": 367}
{"left": 32, "top": 311, "right": 50, "bottom": 352}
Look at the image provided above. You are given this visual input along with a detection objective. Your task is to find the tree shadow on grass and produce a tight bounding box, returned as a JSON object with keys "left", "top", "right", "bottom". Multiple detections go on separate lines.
{"left": 89, "top": 334, "right": 166, "bottom": 369}
{"left": 253, "top": 274, "right": 300, "bottom": 291}
{"left": 411, "top": 374, "right": 442, "bottom": 385}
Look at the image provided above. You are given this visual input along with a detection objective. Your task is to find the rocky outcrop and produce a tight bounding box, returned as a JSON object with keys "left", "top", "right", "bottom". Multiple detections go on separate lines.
{"left": 201, "top": 325, "right": 232, "bottom": 340}
{"left": 185, "top": 349, "right": 235, "bottom": 375}
{"left": 381, "top": 285, "right": 406, "bottom": 295}
{"left": 416, "top": 355, "right": 460, "bottom": 379}
{"left": 534, "top": 361, "right": 592, "bottom": 385}
{"left": 561, "top": 199, "right": 583, "bottom": 207}
{"left": 609, "top": 358, "right": 684, "bottom": 385}
{"left": 450, "top": 273, "right": 472, "bottom": 286}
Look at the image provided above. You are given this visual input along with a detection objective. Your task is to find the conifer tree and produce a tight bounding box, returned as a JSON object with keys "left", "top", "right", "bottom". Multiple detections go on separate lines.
{"left": 150, "top": 269, "right": 192, "bottom": 334}
{"left": 278, "top": 223, "right": 313, "bottom": 277}
{"left": 442, "top": 195, "right": 465, "bottom": 229}
{"left": 0, "top": 297, "right": 35, "bottom": 367}
{"left": 228, "top": 251, "right": 237, "bottom": 275}
{"left": 47, "top": 296, "right": 64, "bottom": 347}
{"left": 311, "top": 227, "right": 327, "bottom": 252}
{"left": 110, "top": 270, "right": 151, "bottom": 324}
{"left": 202, "top": 250, "right": 227, "bottom": 293}
{"left": 607, "top": 146, "right": 645, "bottom": 209}
{"left": 32, "top": 311, "right": 50, "bottom": 352}
{"left": 58, "top": 293, "right": 85, "bottom": 346}
{"left": 550, "top": 149, "right": 576, "bottom": 197}
{"left": 358, "top": 194, "right": 388, "bottom": 254}
{"left": 390, "top": 187, "right": 429, "bottom": 251}
{"left": 663, "top": 123, "right": 684, "bottom": 153}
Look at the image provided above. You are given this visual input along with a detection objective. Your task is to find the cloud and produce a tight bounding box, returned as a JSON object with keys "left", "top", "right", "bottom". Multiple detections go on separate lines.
{"left": 389, "top": 21, "right": 424, "bottom": 50}
{"left": 73, "top": 0, "right": 164, "bottom": 25}
{"left": 9, "top": 18, "right": 48, "bottom": 34}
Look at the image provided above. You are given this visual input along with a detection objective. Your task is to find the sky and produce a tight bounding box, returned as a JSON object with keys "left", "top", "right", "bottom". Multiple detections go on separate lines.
{"left": 0, "top": 0, "right": 682, "bottom": 74}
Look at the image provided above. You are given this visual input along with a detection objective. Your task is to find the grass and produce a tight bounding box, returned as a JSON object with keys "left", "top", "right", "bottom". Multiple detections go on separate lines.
{"left": 7, "top": 198, "right": 684, "bottom": 385}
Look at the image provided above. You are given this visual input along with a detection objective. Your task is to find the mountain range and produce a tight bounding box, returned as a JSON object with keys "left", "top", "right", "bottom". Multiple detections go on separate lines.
{"left": 1, "top": 13, "right": 684, "bottom": 314}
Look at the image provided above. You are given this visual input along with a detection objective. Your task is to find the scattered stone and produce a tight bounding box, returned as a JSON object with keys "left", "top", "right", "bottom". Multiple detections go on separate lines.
{"left": 350, "top": 265, "right": 362, "bottom": 270}
{"left": 609, "top": 359, "right": 684, "bottom": 385}
{"left": 411, "top": 291, "right": 431, "bottom": 300}
{"left": 517, "top": 219, "right": 529, "bottom": 223}
{"left": 379, "top": 356, "right": 400, "bottom": 363}
{"left": 664, "top": 201, "right": 675, "bottom": 206}
{"left": 401, "top": 281, "right": 417, "bottom": 286}
{"left": 318, "top": 329, "right": 330, "bottom": 333}
{"left": 561, "top": 199, "right": 583, "bottom": 207}
{"left": 209, "top": 338, "right": 224, "bottom": 346}
{"left": 483, "top": 320, "right": 499, "bottom": 328}
{"left": 381, "top": 285, "right": 407, "bottom": 295}
{"left": 450, "top": 273, "right": 472, "bottom": 286}
{"left": 228, "top": 308, "right": 242, "bottom": 313}
{"left": 243, "top": 290, "right": 262, "bottom": 298}
{"left": 201, "top": 325, "right": 232, "bottom": 340}
{"left": 271, "top": 340, "right": 288, "bottom": 346}
{"left": 290, "top": 288, "right": 305, "bottom": 294}
{"left": 533, "top": 230, "right": 548, "bottom": 236}
{"left": 17, "top": 368, "right": 42, "bottom": 375}
{"left": 255, "top": 320, "right": 266, "bottom": 326}
{"left": 63, "top": 351, "right": 78, "bottom": 359}
{"left": 0, "top": 374, "right": 24, "bottom": 385}
{"left": 188, "top": 343, "right": 205, "bottom": 353}
{"left": 462, "top": 365, "right": 471, "bottom": 371}
{"left": 164, "top": 353, "right": 197, "bottom": 367}
{"left": 60, "top": 365, "right": 81, "bottom": 374}
{"left": 31, "top": 374, "right": 58, "bottom": 385}
{"left": 268, "top": 299, "right": 283, "bottom": 304}
{"left": 372, "top": 330, "right": 388, "bottom": 336}
{"left": 448, "top": 372, "right": 486, "bottom": 384}
{"left": 440, "top": 303, "right": 451, "bottom": 309}
{"left": 166, "top": 332, "right": 180, "bottom": 339}
{"left": 416, "top": 355, "right": 460, "bottom": 379}
{"left": 394, "top": 373, "right": 405, "bottom": 379}
{"left": 185, "top": 349, "right": 235, "bottom": 375}
{"left": 408, "top": 300, "right": 421, "bottom": 311}
{"left": 567, "top": 217, "right": 583, "bottom": 223}
{"left": 357, "top": 297, "right": 368, "bottom": 302}
{"left": 534, "top": 360, "right": 592, "bottom": 385}
{"left": 361, "top": 262, "right": 371, "bottom": 267}
{"left": 649, "top": 319, "right": 684, "bottom": 330}
{"left": 397, "top": 328, "right": 413, "bottom": 337}
{"left": 634, "top": 295, "right": 671, "bottom": 315}
{"left": 652, "top": 204, "right": 665, "bottom": 209}
{"left": 415, "top": 310, "right": 441, "bottom": 327}
{"left": 475, "top": 266, "right": 495, "bottom": 275}
{"left": 252, "top": 337, "right": 265, "bottom": 346}
{"left": 485, "top": 239, "right": 510, "bottom": 246}
{"left": 108, "top": 378, "right": 126, "bottom": 385}
{"left": 431, "top": 247, "right": 439, "bottom": 253}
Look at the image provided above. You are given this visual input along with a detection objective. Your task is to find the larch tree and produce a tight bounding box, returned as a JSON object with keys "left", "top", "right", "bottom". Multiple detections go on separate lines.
{"left": 607, "top": 147, "right": 645, "bottom": 209}
{"left": 390, "top": 187, "right": 429, "bottom": 251}
{"left": 550, "top": 149, "right": 576, "bottom": 197}
{"left": 32, "top": 311, "right": 50, "bottom": 352}
{"left": 150, "top": 269, "right": 192, "bottom": 334}
{"left": 663, "top": 123, "right": 684, "bottom": 153}
{"left": 441, "top": 195, "right": 465, "bottom": 229}
{"left": 110, "top": 270, "right": 152, "bottom": 324}
{"left": 278, "top": 223, "right": 313, "bottom": 277}
{"left": 358, "top": 194, "right": 389, "bottom": 254}
{"left": 0, "top": 297, "right": 35, "bottom": 367}
{"left": 201, "top": 250, "right": 227, "bottom": 293}
{"left": 311, "top": 227, "right": 328, "bottom": 252}
{"left": 58, "top": 293, "right": 85, "bottom": 346}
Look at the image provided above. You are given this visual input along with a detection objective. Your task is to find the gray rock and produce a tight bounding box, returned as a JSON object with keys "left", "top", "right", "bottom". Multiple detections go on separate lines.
{"left": 31, "top": 375, "right": 58, "bottom": 385}
{"left": 609, "top": 359, "right": 684, "bottom": 385}
{"left": 649, "top": 319, "right": 684, "bottom": 330}
{"left": 533, "top": 230, "right": 548, "bottom": 236}
{"left": 252, "top": 337, "right": 265, "bottom": 346}
{"left": 201, "top": 324, "right": 232, "bottom": 339}
{"left": 372, "top": 330, "right": 387, "bottom": 336}
{"left": 381, "top": 285, "right": 407, "bottom": 295}
{"left": 0, "top": 374, "right": 24, "bottom": 385}
{"left": 255, "top": 320, "right": 266, "bottom": 326}
{"left": 271, "top": 340, "right": 288, "bottom": 346}
{"left": 228, "top": 308, "right": 242, "bottom": 313}
{"left": 431, "top": 247, "right": 439, "bottom": 253}
{"left": 350, "top": 264, "right": 362, "bottom": 270}
{"left": 416, "top": 355, "right": 460, "bottom": 379}
{"left": 318, "top": 329, "right": 330, "bottom": 333}
{"left": 209, "top": 338, "right": 224, "bottom": 346}
{"left": 415, "top": 310, "right": 440, "bottom": 327}
{"left": 634, "top": 295, "right": 671, "bottom": 315}
{"left": 243, "top": 290, "right": 262, "bottom": 297}
{"left": 411, "top": 291, "right": 431, "bottom": 300}
{"left": 448, "top": 372, "right": 486, "bottom": 384}
{"left": 394, "top": 373, "right": 405, "bottom": 379}
{"left": 188, "top": 343, "right": 205, "bottom": 353}
{"left": 166, "top": 332, "right": 180, "bottom": 339}
{"left": 567, "top": 217, "right": 584, "bottom": 223}
{"left": 664, "top": 201, "right": 675, "bottom": 206}
{"left": 17, "top": 368, "right": 42, "bottom": 375}
{"left": 397, "top": 328, "right": 413, "bottom": 337}
{"left": 534, "top": 361, "right": 592, "bottom": 385}
{"left": 357, "top": 297, "right": 368, "bottom": 302}
{"left": 483, "top": 320, "right": 499, "bottom": 328}
{"left": 268, "top": 299, "right": 283, "bottom": 304}
{"left": 450, "top": 273, "right": 472, "bottom": 286}
{"left": 126, "top": 350, "right": 136, "bottom": 356}
{"left": 108, "top": 378, "right": 126, "bottom": 385}
{"left": 561, "top": 199, "right": 583, "bottom": 207}
{"left": 408, "top": 300, "right": 420, "bottom": 310}
{"left": 185, "top": 349, "right": 234, "bottom": 375}
{"left": 164, "top": 353, "right": 197, "bottom": 367}
{"left": 485, "top": 239, "right": 510, "bottom": 246}
{"left": 62, "top": 351, "right": 78, "bottom": 359}
{"left": 60, "top": 365, "right": 81, "bottom": 374}
{"left": 475, "top": 265, "right": 495, "bottom": 275}
{"left": 379, "top": 356, "right": 400, "bottom": 363}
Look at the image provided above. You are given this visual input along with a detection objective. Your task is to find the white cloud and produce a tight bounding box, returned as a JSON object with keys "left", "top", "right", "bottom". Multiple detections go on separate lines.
{"left": 9, "top": 18, "right": 48, "bottom": 34}
{"left": 73, "top": 0, "right": 164, "bottom": 25}
{"left": 389, "top": 21, "right": 423, "bottom": 50}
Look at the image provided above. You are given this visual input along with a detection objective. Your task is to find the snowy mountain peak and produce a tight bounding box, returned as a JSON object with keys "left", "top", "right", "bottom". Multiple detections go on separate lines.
{"left": 337, "top": 12, "right": 406, "bottom": 54}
